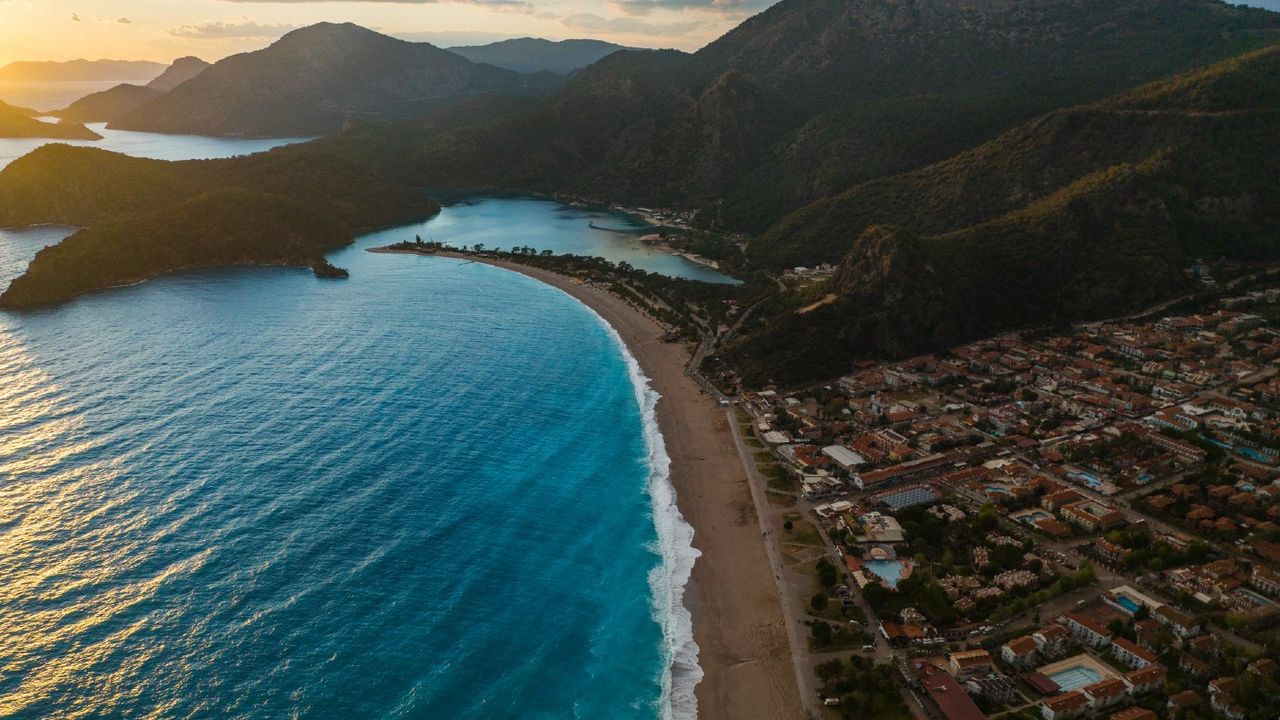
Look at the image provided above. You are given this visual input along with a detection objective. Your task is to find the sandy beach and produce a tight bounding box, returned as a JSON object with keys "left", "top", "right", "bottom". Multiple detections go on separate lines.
{"left": 437, "top": 254, "right": 805, "bottom": 720}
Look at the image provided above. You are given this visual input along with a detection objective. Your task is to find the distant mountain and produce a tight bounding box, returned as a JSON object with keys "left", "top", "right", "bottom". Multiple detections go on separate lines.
{"left": 51, "top": 57, "right": 211, "bottom": 123}
{"left": 449, "top": 38, "right": 633, "bottom": 76}
{"left": 726, "top": 46, "right": 1280, "bottom": 385}
{"left": 111, "top": 23, "right": 561, "bottom": 137}
{"left": 0, "top": 99, "right": 100, "bottom": 139}
{"left": 397, "top": 0, "right": 1280, "bottom": 232}
{"left": 0, "top": 59, "right": 165, "bottom": 83}
{"left": 53, "top": 83, "right": 163, "bottom": 123}
{"left": 146, "top": 57, "right": 210, "bottom": 91}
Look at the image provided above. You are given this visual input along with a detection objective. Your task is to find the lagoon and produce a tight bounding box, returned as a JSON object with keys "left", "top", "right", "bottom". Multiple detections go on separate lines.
{"left": 364, "top": 196, "right": 739, "bottom": 284}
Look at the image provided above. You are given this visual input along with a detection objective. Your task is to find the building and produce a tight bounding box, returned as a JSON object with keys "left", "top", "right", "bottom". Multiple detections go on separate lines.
{"left": 1081, "top": 678, "right": 1127, "bottom": 710}
{"left": 1110, "top": 708, "right": 1157, "bottom": 720}
{"left": 1094, "top": 538, "right": 1130, "bottom": 564}
{"left": 1153, "top": 605, "right": 1200, "bottom": 639}
{"left": 1061, "top": 500, "right": 1126, "bottom": 532}
{"left": 1002, "top": 636, "right": 1039, "bottom": 668}
{"left": 964, "top": 675, "right": 1018, "bottom": 704}
{"left": 912, "top": 661, "right": 989, "bottom": 720}
{"left": 1063, "top": 612, "right": 1114, "bottom": 649}
{"left": 1041, "top": 691, "right": 1088, "bottom": 720}
{"left": 822, "top": 444, "right": 867, "bottom": 472}
{"left": 852, "top": 452, "right": 950, "bottom": 490}
{"left": 1249, "top": 658, "right": 1279, "bottom": 678}
{"left": 1123, "top": 665, "right": 1165, "bottom": 695}
{"left": 1133, "top": 619, "right": 1162, "bottom": 649}
{"left": 1033, "top": 624, "right": 1072, "bottom": 657}
{"left": 948, "top": 650, "right": 994, "bottom": 680}
{"left": 1111, "top": 638, "right": 1157, "bottom": 669}
{"left": 1251, "top": 565, "right": 1280, "bottom": 596}
{"left": 1166, "top": 689, "right": 1203, "bottom": 715}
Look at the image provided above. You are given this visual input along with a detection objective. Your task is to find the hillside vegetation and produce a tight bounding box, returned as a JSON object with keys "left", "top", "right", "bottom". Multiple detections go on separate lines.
{"left": 111, "top": 24, "right": 560, "bottom": 137}
{"left": 145, "top": 57, "right": 209, "bottom": 91}
{"left": 0, "top": 101, "right": 101, "bottom": 139}
{"left": 449, "top": 38, "right": 631, "bottom": 75}
{"left": 727, "top": 47, "right": 1280, "bottom": 385}
{"left": 394, "top": 0, "right": 1280, "bottom": 231}
{"left": 53, "top": 84, "right": 164, "bottom": 123}
{"left": 1, "top": 190, "right": 349, "bottom": 308}
{"left": 0, "top": 144, "right": 438, "bottom": 308}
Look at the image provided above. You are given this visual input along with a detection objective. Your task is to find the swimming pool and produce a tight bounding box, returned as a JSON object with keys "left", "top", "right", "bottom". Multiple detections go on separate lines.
{"left": 1115, "top": 596, "right": 1141, "bottom": 613}
{"left": 1068, "top": 471, "right": 1103, "bottom": 489}
{"left": 865, "top": 560, "right": 907, "bottom": 588}
{"left": 1047, "top": 666, "right": 1101, "bottom": 692}
{"left": 1238, "top": 447, "right": 1275, "bottom": 463}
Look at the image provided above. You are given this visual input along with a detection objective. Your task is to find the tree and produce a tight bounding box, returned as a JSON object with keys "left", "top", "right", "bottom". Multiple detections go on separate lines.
{"left": 812, "top": 592, "right": 830, "bottom": 612}
{"left": 811, "top": 621, "right": 833, "bottom": 648}
{"left": 815, "top": 658, "right": 844, "bottom": 683}
{"left": 784, "top": 519, "right": 794, "bottom": 531}
{"left": 817, "top": 558, "right": 839, "bottom": 588}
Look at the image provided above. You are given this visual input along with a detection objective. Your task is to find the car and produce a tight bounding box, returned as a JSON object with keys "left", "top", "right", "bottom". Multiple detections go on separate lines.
{"left": 823, "top": 698, "right": 841, "bottom": 707}
{"left": 861, "top": 644, "right": 875, "bottom": 652}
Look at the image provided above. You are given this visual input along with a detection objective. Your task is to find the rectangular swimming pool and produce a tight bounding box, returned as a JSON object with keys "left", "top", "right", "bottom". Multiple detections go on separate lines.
{"left": 1047, "top": 666, "right": 1101, "bottom": 692}
{"left": 1116, "top": 596, "right": 1141, "bottom": 613}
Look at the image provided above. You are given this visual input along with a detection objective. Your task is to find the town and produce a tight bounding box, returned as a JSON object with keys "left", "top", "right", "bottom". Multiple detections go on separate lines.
{"left": 724, "top": 290, "right": 1280, "bottom": 720}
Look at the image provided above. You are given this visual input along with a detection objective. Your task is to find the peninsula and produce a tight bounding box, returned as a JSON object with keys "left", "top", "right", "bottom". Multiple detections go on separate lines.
{"left": 0, "top": 100, "right": 101, "bottom": 140}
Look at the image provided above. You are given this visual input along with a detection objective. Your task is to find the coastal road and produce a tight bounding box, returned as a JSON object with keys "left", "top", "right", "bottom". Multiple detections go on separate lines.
{"left": 726, "top": 407, "right": 823, "bottom": 719}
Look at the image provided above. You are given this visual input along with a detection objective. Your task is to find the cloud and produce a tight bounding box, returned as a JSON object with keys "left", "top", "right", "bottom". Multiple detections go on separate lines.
{"left": 217, "top": 0, "right": 534, "bottom": 7}
{"left": 609, "top": 0, "right": 767, "bottom": 16}
{"left": 169, "top": 20, "right": 301, "bottom": 39}
{"left": 71, "top": 12, "right": 81, "bottom": 21}
{"left": 392, "top": 30, "right": 523, "bottom": 47}
{"left": 117, "top": 17, "right": 132, "bottom": 23}
{"left": 561, "top": 12, "right": 703, "bottom": 36}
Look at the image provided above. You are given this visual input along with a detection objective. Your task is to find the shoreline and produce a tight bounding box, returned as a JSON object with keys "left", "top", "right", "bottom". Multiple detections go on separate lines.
{"left": 428, "top": 253, "right": 804, "bottom": 720}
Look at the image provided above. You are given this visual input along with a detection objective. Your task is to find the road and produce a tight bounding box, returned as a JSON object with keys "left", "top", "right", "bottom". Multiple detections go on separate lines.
{"left": 726, "top": 406, "right": 823, "bottom": 719}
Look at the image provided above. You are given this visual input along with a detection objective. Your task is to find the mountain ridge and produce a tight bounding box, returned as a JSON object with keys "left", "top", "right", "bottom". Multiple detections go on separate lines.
{"left": 726, "top": 45, "right": 1280, "bottom": 385}
{"left": 388, "top": 0, "right": 1280, "bottom": 233}
{"left": 448, "top": 38, "right": 634, "bottom": 75}
{"left": 111, "top": 23, "right": 562, "bottom": 137}
{"left": 0, "top": 59, "right": 165, "bottom": 83}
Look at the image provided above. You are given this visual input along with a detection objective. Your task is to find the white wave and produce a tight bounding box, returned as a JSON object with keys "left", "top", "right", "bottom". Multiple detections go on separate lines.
{"left": 587, "top": 305, "right": 704, "bottom": 720}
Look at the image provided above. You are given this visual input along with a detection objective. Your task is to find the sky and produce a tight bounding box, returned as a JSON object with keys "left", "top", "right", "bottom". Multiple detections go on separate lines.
{"left": 0, "top": 0, "right": 778, "bottom": 65}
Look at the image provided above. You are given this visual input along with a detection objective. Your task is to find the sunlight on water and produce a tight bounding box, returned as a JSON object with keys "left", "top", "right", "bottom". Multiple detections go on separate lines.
{"left": 0, "top": 203, "right": 693, "bottom": 718}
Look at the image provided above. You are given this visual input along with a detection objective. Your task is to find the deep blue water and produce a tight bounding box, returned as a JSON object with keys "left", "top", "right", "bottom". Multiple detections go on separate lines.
{"left": 0, "top": 206, "right": 700, "bottom": 717}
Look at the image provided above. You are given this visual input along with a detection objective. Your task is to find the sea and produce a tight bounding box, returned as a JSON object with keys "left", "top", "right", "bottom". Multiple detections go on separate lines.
{"left": 0, "top": 122, "right": 313, "bottom": 171}
{"left": 0, "top": 133, "right": 720, "bottom": 718}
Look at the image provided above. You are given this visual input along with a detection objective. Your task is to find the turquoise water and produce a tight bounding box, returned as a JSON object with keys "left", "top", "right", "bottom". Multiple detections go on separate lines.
{"left": 865, "top": 560, "right": 905, "bottom": 588}
{"left": 0, "top": 123, "right": 310, "bottom": 170}
{"left": 1115, "top": 596, "right": 1141, "bottom": 613}
{"left": 1047, "top": 665, "right": 1101, "bottom": 691}
{"left": 0, "top": 206, "right": 700, "bottom": 718}
{"left": 363, "top": 197, "right": 738, "bottom": 284}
